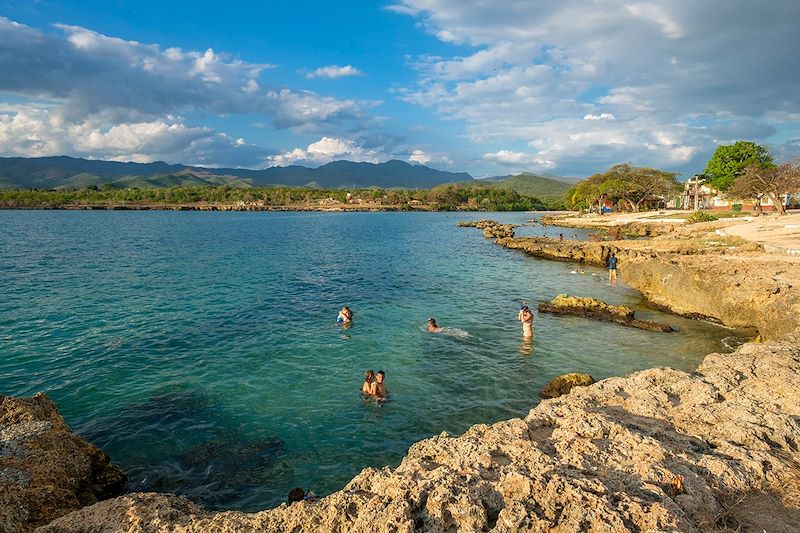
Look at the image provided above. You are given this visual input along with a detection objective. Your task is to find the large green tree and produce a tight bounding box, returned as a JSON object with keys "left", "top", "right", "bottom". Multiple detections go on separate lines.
{"left": 567, "top": 164, "right": 679, "bottom": 213}
{"left": 703, "top": 141, "right": 774, "bottom": 191}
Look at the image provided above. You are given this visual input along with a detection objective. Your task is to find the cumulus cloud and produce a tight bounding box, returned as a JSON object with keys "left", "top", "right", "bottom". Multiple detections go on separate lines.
{"left": 482, "top": 150, "right": 554, "bottom": 169}
{"left": 0, "top": 17, "right": 380, "bottom": 164}
{"left": 391, "top": 0, "right": 800, "bottom": 175}
{"left": 267, "top": 137, "right": 382, "bottom": 166}
{"left": 306, "top": 65, "right": 364, "bottom": 79}
{"left": 0, "top": 102, "right": 271, "bottom": 167}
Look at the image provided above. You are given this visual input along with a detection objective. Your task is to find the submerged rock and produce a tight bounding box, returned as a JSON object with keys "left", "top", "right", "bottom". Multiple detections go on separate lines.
{"left": 538, "top": 294, "right": 674, "bottom": 332}
{"left": 0, "top": 393, "right": 126, "bottom": 532}
{"left": 540, "top": 372, "right": 596, "bottom": 398}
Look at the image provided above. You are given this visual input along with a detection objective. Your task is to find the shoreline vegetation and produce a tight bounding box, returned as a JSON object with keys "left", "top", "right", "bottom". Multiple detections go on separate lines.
{"left": 0, "top": 183, "right": 564, "bottom": 212}
{"left": 3, "top": 211, "right": 800, "bottom": 531}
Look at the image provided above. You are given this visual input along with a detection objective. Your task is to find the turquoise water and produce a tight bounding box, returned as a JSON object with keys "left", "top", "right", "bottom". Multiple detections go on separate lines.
{"left": 0, "top": 211, "right": 746, "bottom": 510}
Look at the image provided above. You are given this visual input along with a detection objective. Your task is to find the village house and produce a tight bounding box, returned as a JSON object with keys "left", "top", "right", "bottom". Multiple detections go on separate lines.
{"left": 673, "top": 176, "right": 800, "bottom": 211}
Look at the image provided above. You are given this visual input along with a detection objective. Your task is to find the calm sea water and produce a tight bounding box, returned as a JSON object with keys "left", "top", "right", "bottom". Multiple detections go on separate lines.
{"left": 0, "top": 211, "right": 746, "bottom": 510}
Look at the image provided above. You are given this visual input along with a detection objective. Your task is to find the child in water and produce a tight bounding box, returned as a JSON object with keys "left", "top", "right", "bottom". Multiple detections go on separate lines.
{"left": 337, "top": 306, "right": 353, "bottom": 324}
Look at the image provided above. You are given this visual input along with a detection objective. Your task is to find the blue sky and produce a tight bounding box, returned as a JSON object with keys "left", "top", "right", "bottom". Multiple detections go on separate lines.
{"left": 1, "top": 0, "right": 799, "bottom": 178}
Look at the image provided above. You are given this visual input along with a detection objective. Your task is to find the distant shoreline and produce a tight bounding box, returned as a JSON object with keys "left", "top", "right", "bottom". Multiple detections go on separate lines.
{"left": 0, "top": 203, "right": 560, "bottom": 212}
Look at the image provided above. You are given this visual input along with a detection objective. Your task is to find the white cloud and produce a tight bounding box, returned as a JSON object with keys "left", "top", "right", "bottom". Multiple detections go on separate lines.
{"left": 390, "top": 0, "right": 800, "bottom": 175}
{"left": 408, "top": 149, "right": 431, "bottom": 164}
{"left": 482, "top": 150, "right": 554, "bottom": 169}
{"left": 267, "top": 136, "right": 381, "bottom": 166}
{"left": 583, "top": 113, "right": 616, "bottom": 121}
{"left": 0, "top": 17, "right": 382, "bottom": 165}
{"left": 306, "top": 65, "right": 364, "bottom": 79}
{"left": 0, "top": 102, "right": 271, "bottom": 167}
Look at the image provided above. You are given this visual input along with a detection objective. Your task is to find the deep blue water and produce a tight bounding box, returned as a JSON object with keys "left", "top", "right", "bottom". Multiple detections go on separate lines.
{"left": 0, "top": 211, "right": 746, "bottom": 510}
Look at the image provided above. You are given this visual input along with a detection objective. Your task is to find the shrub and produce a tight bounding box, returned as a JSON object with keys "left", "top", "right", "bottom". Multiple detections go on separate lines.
{"left": 685, "top": 211, "right": 719, "bottom": 224}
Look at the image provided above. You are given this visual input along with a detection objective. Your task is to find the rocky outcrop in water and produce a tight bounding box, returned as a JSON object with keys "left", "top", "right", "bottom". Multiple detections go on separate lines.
{"left": 539, "top": 373, "right": 596, "bottom": 398}
{"left": 0, "top": 393, "right": 126, "bottom": 532}
{"left": 36, "top": 330, "right": 800, "bottom": 532}
{"left": 496, "top": 236, "right": 800, "bottom": 340}
{"left": 538, "top": 294, "right": 674, "bottom": 332}
{"left": 458, "top": 219, "right": 516, "bottom": 238}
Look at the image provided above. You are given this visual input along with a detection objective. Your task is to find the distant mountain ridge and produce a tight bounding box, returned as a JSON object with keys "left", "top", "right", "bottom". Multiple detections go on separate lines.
{"left": 0, "top": 156, "right": 473, "bottom": 190}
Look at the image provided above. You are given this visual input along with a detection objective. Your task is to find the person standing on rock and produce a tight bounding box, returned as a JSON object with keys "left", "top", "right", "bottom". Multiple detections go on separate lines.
{"left": 608, "top": 253, "right": 618, "bottom": 285}
{"left": 518, "top": 305, "right": 533, "bottom": 338}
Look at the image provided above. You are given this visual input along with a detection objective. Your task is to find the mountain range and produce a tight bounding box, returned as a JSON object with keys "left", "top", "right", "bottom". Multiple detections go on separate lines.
{"left": 0, "top": 156, "right": 473, "bottom": 190}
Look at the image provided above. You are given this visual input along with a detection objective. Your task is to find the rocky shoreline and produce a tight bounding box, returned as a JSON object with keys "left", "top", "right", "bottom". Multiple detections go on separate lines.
{"left": 3, "top": 215, "right": 800, "bottom": 532}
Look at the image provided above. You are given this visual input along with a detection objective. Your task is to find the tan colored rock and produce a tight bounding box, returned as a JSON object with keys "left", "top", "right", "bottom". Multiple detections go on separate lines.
{"left": 0, "top": 393, "right": 126, "bottom": 532}
{"left": 36, "top": 330, "right": 800, "bottom": 533}
{"left": 538, "top": 294, "right": 674, "bottom": 332}
{"left": 496, "top": 236, "right": 800, "bottom": 339}
{"left": 539, "top": 372, "right": 596, "bottom": 398}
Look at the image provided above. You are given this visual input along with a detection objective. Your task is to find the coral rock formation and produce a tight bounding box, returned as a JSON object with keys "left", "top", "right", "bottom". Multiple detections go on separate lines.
{"left": 538, "top": 294, "right": 674, "bottom": 332}
{"left": 539, "top": 372, "right": 596, "bottom": 398}
{"left": 0, "top": 393, "right": 126, "bottom": 532}
{"left": 458, "top": 219, "right": 516, "bottom": 239}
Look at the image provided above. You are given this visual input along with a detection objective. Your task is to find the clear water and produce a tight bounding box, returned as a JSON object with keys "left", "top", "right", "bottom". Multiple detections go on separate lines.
{"left": 0, "top": 211, "right": 747, "bottom": 510}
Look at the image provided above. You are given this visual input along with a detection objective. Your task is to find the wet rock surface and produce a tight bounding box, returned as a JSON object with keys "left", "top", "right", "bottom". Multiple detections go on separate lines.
{"left": 539, "top": 373, "right": 596, "bottom": 398}
{"left": 458, "top": 219, "right": 516, "bottom": 238}
{"left": 34, "top": 329, "right": 800, "bottom": 532}
{"left": 538, "top": 294, "right": 674, "bottom": 332}
{"left": 0, "top": 393, "right": 126, "bottom": 532}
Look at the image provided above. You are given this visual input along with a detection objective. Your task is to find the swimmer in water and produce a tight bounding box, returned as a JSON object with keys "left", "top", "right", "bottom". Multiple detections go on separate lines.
{"left": 337, "top": 306, "right": 353, "bottom": 324}
{"left": 517, "top": 304, "right": 533, "bottom": 338}
{"left": 427, "top": 317, "right": 443, "bottom": 333}
{"left": 370, "top": 370, "right": 388, "bottom": 399}
{"left": 362, "top": 370, "right": 375, "bottom": 395}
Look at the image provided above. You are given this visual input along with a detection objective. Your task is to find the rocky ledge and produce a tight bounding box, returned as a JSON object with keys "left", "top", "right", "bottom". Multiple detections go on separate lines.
{"left": 458, "top": 219, "right": 516, "bottom": 239}
{"left": 33, "top": 330, "right": 800, "bottom": 532}
{"left": 538, "top": 294, "right": 674, "bottom": 332}
{"left": 495, "top": 236, "right": 799, "bottom": 340}
{"left": 0, "top": 393, "right": 126, "bottom": 532}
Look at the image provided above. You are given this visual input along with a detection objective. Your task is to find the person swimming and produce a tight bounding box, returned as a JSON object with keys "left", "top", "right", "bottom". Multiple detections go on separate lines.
{"left": 361, "top": 369, "right": 375, "bottom": 395}
{"left": 337, "top": 306, "right": 353, "bottom": 324}
{"left": 517, "top": 304, "right": 533, "bottom": 338}
{"left": 427, "top": 317, "right": 443, "bottom": 333}
{"left": 370, "top": 370, "right": 388, "bottom": 399}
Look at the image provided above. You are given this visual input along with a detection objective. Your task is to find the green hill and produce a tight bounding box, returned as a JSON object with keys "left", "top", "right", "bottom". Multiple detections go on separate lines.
{"left": 487, "top": 173, "right": 572, "bottom": 199}
{"left": 457, "top": 173, "right": 572, "bottom": 201}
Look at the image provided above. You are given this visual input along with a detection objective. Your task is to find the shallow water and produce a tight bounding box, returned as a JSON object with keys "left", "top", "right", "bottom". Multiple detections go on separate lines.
{"left": 0, "top": 210, "right": 747, "bottom": 510}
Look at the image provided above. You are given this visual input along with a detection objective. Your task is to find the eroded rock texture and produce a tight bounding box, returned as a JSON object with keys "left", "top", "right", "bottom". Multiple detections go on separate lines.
{"left": 0, "top": 393, "right": 126, "bottom": 532}
{"left": 37, "top": 331, "right": 800, "bottom": 532}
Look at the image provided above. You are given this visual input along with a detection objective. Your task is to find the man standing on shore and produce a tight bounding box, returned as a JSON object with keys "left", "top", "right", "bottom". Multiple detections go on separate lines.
{"left": 608, "top": 253, "right": 618, "bottom": 285}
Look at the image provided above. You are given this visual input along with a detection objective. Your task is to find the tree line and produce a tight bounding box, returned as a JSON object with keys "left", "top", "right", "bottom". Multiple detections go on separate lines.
{"left": 564, "top": 141, "right": 800, "bottom": 215}
{"left": 0, "top": 182, "right": 555, "bottom": 211}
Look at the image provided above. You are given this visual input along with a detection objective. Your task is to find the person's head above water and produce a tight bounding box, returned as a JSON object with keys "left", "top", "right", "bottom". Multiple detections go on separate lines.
{"left": 428, "top": 317, "right": 438, "bottom": 327}
{"left": 364, "top": 369, "right": 375, "bottom": 382}
{"left": 288, "top": 487, "right": 305, "bottom": 503}
{"left": 376, "top": 370, "right": 385, "bottom": 383}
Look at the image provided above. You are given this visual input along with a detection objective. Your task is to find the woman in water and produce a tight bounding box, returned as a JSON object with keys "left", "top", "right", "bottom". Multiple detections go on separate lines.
{"left": 337, "top": 306, "right": 353, "bottom": 324}
{"left": 518, "top": 305, "right": 533, "bottom": 338}
{"left": 427, "top": 317, "right": 443, "bottom": 333}
{"left": 361, "top": 370, "right": 375, "bottom": 395}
